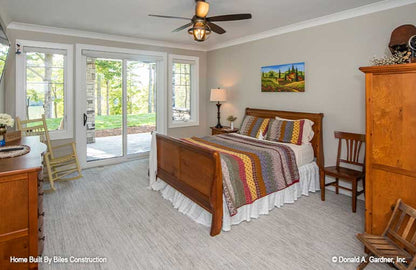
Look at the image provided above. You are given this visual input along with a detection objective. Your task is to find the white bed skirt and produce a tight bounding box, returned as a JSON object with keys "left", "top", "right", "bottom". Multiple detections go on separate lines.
{"left": 150, "top": 161, "right": 320, "bottom": 232}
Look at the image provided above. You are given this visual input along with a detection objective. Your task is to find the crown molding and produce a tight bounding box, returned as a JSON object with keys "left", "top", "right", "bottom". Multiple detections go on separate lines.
{"left": 6, "top": 0, "right": 416, "bottom": 53}
{"left": 207, "top": 0, "right": 416, "bottom": 51}
{"left": 7, "top": 22, "right": 208, "bottom": 52}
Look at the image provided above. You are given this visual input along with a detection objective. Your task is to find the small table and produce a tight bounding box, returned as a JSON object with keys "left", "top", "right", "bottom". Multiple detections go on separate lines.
{"left": 210, "top": 126, "right": 239, "bottom": 135}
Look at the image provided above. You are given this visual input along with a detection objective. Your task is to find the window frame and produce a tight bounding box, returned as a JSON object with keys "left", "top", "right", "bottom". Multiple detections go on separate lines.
{"left": 16, "top": 40, "right": 74, "bottom": 140}
{"left": 168, "top": 54, "right": 199, "bottom": 128}
{"left": 0, "top": 44, "right": 9, "bottom": 83}
{"left": 0, "top": 24, "right": 9, "bottom": 83}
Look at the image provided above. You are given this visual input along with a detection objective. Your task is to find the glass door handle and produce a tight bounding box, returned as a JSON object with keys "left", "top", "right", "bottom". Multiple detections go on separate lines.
{"left": 83, "top": 113, "right": 87, "bottom": 126}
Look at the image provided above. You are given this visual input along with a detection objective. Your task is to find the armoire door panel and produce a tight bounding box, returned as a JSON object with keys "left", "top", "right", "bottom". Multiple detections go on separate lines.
{"left": 370, "top": 169, "right": 416, "bottom": 235}
{"left": 370, "top": 73, "right": 416, "bottom": 172}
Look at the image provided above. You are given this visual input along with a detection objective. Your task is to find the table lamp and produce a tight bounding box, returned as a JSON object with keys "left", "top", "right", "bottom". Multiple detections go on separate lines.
{"left": 210, "top": 88, "right": 227, "bottom": 128}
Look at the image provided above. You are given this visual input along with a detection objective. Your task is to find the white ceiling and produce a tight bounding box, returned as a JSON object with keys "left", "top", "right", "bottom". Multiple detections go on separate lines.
{"left": 0, "top": 0, "right": 391, "bottom": 49}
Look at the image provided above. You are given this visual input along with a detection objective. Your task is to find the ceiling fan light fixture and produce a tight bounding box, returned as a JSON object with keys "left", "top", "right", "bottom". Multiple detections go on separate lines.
{"left": 150, "top": 2, "right": 252, "bottom": 41}
{"left": 188, "top": 20, "right": 211, "bottom": 42}
{"left": 196, "top": 1, "right": 210, "bottom": 18}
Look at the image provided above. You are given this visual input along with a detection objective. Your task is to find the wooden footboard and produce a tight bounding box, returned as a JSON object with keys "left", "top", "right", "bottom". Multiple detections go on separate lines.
{"left": 156, "top": 134, "right": 223, "bottom": 236}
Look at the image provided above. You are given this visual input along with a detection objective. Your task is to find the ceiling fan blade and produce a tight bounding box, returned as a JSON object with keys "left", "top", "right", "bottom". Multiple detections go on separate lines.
{"left": 172, "top": 22, "right": 193, "bottom": 32}
{"left": 207, "top": 22, "right": 226, "bottom": 34}
{"left": 207, "top": 14, "right": 252, "bottom": 22}
{"left": 149, "top": 14, "right": 190, "bottom": 20}
{"left": 195, "top": 1, "right": 210, "bottom": 18}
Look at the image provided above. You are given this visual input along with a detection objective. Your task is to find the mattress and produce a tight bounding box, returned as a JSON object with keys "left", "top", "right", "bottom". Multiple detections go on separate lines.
{"left": 232, "top": 133, "right": 315, "bottom": 167}
{"left": 272, "top": 141, "right": 314, "bottom": 167}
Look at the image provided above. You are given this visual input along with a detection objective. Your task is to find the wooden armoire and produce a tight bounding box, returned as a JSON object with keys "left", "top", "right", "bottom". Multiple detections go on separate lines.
{"left": 360, "top": 63, "right": 416, "bottom": 235}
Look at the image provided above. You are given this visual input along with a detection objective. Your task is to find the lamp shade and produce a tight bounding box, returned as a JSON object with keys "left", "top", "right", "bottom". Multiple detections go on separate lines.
{"left": 210, "top": 88, "right": 226, "bottom": 102}
{"left": 195, "top": 1, "right": 210, "bottom": 18}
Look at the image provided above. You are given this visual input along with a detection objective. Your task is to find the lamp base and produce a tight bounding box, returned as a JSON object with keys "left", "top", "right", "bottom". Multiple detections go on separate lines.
{"left": 215, "top": 102, "right": 223, "bottom": 129}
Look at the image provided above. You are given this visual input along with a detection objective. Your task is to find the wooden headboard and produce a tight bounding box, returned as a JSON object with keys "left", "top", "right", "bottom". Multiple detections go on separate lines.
{"left": 245, "top": 108, "right": 324, "bottom": 169}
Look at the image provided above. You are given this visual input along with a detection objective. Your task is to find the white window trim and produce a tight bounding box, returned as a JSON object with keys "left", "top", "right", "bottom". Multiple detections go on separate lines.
{"left": 168, "top": 54, "right": 199, "bottom": 128}
{"left": 16, "top": 39, "right": 74, "bottom": 140}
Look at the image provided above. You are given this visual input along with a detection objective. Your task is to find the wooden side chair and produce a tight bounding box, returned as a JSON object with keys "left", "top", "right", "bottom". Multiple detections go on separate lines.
{"left": 322, "top": 131, "right": 365, "bottom": 212}
{"left": 16, "top": 115, "right": 82, "bottom": 190}
{"left": 356, "top": 199, "right": 416, "bottom": 270}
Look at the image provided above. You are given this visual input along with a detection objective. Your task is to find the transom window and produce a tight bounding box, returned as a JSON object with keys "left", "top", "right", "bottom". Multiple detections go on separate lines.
{"left": 168, "top": 54, "right": 199, "bottom": 128}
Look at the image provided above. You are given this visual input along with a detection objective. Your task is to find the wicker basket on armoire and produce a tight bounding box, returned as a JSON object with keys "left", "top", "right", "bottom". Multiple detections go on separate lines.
{"left": 360, "top": 63, "right": 416, "bottom": 235}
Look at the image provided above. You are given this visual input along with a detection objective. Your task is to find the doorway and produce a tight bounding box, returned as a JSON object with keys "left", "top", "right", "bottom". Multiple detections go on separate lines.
{"left": 76, "top": 45, "right": 166, "bottom": 167}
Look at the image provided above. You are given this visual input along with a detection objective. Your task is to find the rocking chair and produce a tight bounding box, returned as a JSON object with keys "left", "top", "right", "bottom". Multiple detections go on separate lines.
{"left": 16, "top": 115, "right": 82, "bottom": 190}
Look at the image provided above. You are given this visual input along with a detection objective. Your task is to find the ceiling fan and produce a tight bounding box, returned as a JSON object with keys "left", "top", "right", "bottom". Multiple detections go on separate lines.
{"left": 149, "top": 0, "right": 252, "bottom": 42}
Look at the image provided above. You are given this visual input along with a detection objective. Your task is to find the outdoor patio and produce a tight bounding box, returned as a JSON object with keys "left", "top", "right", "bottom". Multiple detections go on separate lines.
{"left": 87, "top": 132, "right": 152, "bottom": 161}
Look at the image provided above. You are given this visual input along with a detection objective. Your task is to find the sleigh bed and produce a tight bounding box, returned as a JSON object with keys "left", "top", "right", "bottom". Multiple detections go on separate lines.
{"left": 149, "top": 108, "right": 324, "bottom": 236}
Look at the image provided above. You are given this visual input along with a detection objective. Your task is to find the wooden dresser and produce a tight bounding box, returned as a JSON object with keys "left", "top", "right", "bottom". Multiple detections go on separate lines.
{"left": 360, "top": 63, "right": 416, "bottom": 235}
{"left": 0, "top": 136, "right": 47, "bottom": 270}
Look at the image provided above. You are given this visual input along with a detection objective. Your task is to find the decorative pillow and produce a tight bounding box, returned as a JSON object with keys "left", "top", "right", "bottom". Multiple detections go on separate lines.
{"left": 266, "top": 119, "right": 305, "bottom": 145}
{"left": 238, "top": 116, "right": 271, "bottom": 139}
{"left": 275, "top": 116, "right": 314, "bottom": 144}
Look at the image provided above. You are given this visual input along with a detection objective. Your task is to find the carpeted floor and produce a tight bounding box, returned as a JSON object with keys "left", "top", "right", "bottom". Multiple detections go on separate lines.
{"left": 40, "top": 159, "right": 389, "bottom": 270}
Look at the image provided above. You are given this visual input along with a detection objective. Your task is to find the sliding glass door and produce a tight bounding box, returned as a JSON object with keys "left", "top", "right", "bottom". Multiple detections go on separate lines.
{"left": 85, "top": 57, "right": 123, "bottom": 161}
{"left": 126, "top": 60, "right": 156, "bottom": 155}
{"left": 76, "top": 46, "right": 165, "bottom": 167}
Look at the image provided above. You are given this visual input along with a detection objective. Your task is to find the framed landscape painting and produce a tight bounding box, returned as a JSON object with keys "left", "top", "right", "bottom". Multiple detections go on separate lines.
{"left": 261, "top": 62, "right": 305, "bottom": 92}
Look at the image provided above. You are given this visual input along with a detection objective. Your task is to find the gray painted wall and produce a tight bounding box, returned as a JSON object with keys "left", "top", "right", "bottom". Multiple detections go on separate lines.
{"left": 3, "top": 29, "right": 208, "bottom": 139}
{"left": 207, "top": 3, "right": 416, "bottom": 173}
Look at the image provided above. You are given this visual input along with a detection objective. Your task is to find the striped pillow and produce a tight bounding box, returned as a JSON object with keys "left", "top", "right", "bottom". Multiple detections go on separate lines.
{"left": 238, "top": 116, "right": 271, "bottom": 139}
{"left": 266, "top": 119, "right": 305, "bottom": 145}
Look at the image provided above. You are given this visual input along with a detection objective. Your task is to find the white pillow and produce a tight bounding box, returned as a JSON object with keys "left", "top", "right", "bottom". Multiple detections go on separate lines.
{"left": 275, "top": 116, "right": 314, "bottom": 144}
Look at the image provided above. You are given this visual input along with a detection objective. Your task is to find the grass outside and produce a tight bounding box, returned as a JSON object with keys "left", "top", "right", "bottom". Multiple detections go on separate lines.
{"left": 95, "top": 113, "right": 155, "bottom": 130}
{"left": 30, "top": 113, "right": 156, "bottom": 131}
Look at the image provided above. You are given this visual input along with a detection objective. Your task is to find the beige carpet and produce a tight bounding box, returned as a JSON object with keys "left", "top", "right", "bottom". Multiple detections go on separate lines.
{"left": 41, "top": 159, "right": 389, "bottom": 270}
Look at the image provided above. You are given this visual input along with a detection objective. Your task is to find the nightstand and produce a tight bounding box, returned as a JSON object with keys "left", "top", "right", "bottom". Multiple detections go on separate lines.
{"left": 210, "top": 126, "right": 239, "bottom": 135}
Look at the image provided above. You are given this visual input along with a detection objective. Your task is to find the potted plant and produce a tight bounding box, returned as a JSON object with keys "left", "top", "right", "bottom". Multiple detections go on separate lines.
{"left": 227, "top": 115, "right": 237, "bottom": 130}
{"left": 0, "top": 114, "right": 14, "bottom": 146}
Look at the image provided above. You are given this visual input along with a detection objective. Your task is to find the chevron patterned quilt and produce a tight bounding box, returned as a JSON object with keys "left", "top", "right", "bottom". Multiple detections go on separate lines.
{"left": 182, "top": 134, "right": 299, "bottom": 216}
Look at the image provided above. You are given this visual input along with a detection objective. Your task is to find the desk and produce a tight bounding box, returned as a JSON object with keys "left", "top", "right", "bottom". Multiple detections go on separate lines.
{"left": 0, "top": 136, "right": 47, "bottom": 270}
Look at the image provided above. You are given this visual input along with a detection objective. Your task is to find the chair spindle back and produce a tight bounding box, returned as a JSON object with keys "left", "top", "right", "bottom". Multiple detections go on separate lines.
{"left": 334, "top": 131, "right": 365, "bottom": 168}
{"left": 16, "top": 115, "right": 54, "bottom": 158}
{"left": 384, "top": 199, "right": 416, "bottom": 256}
